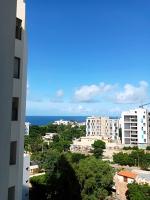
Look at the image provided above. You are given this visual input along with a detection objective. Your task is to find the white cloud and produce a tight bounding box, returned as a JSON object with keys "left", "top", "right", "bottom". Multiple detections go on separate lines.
{"left": 115, "top": 81, "right": 149, "bottom": 104}
{"left": 56, "top": 89, "right": 64, "bottom": 97}
{"left": 74, "top": 82, "right": 115, "bottom": 102}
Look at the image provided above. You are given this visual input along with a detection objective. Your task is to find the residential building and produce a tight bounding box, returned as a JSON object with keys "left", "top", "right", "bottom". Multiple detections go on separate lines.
{"left": 86, "top": 116, "right": 120, "bottom": 141}
{"left": 86, "top": 116, "right": 110, "bottom": 137}
{"left": 121, "top": 108, "right": 150, "bottom": 147}
{"left": 42, "top": 132, "right": 58, "bottom": 145}
{"left": 109, "top": 119, "right": 119, "bottom": 141}
{"left": 0, "top": 0, "right": 27, "bottom": 199}
{"left": 25, "top": 122, "right": 30, "bottom": 135}
{"left": 22, "top": 154, "right": 30, "bottom": 200}
{"left": 114, "top": 171, "right": 137, "bottom": 200}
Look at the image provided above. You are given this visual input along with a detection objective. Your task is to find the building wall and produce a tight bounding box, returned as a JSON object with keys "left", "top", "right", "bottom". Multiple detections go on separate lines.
{"left": 22, "top": 154, "right": 30, "bottom": 200}
{"left": 0, "top": 0, "right": 26, "bottom": 199}
{"left": 86, "top": 116, "right": 119, "bottom": 141}
{"left": 121, "top": 108, "right": 150, "bottom": 147}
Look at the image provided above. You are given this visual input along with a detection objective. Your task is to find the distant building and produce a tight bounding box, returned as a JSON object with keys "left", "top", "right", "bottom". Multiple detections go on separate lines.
{"left": 53, "top": 119, "right": 72, "bottom": 125}
{"left": 86, "top": 116, "right": 110, "bottom": 137}
{"left": 109, "top": 119, "right": 119, "bottom": 140}
{"left": 121, "top": 108, "right": 150, "bottom": 147}
{"left": 86, "top": 116, "right": 120, "bottom": 141}
{"left": 25, "top": 122, "right": 30, "bottom": 135}
{"left": 42, "top": 132, "right": 58, "bottom": 145}
{"left": 22, "top": 153, "right": 30, "bottom": 200}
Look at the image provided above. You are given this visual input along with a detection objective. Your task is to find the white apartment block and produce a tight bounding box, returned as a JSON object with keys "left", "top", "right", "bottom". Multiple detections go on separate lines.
{"left": 109, "top": 119, "right": 119, "bottom": 140}
{"left": 22, "top": 154, "right": 30, "bottom": 200}
{"left": 86, "top": 116, "right": 120, "bottom": 141}
{"left": 25, "top": 122, "right": 30, "bottom": 136}
{"left": 121, "top": 108, "right": 150, "bottom": 147}
{"left": 0, "top": 0, "right": 27, "bottom": 199}
{"left": 86, "top": 116, "right": 110, "bottom": 137}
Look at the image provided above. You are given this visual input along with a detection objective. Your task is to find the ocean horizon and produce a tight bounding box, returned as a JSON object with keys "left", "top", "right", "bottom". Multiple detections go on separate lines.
{"left": 25, "top": 116, "right": 119, "bottom": 126}
{"left": 25, "top": 116, "right": 87, "bottom": 126}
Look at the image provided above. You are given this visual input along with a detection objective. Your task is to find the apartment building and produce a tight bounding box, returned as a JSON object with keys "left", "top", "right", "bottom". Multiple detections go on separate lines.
{"left": 121, "top": 108, "right": 150, "bottom": 147}
{"left": 0, "top": 0, "right": 27, "bottom": 199}
{"left": 22, "top": 154, "right": 30, "bottom": 200}
{"left": 86, "top": 116, "right": 110, "bottom": 137}
{"left": 109, "top": 119, "right": 119, "bottom": 140}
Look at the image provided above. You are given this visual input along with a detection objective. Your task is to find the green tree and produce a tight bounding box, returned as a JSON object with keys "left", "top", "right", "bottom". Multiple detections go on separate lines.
{"left": 92, "top": 140, "right": 106, "bottom": 158}
{"left": 126, "top": 183, "right": 150, "bottom": 200}
{"left": 77, "top": 157, "right": 113, "bottom": 200}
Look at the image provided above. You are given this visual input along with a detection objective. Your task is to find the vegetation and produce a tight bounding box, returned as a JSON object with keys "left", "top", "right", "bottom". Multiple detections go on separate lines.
{"left": 30, "top": 152, "right": 113, "bottom": 200}
{"left": 126, "top": 183, "right": 150, "bottom": 200}
{"left": 92, "top": 140, "right": 106, "bottom": 158}
{"left": 113, "top": 150, "right": 150, "bottom": 170}
{"left": 28, "top": 123, "right": 114, "bottom": 200}
{"left": 123, "top": 146, "right": 139, "bottom": 150}
{"left": 146, "top": 146, "right": 150, "bottom": 150}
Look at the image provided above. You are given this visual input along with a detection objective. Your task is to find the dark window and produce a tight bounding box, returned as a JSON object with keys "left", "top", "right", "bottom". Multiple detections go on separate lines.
{"left": 124, "top": 177, "right": 127, "bottom": 182}
{"left": 8, "top": 186, "right": 15, "bottom": 200}
{"left": 12, "top": 97, "right": 19, "bottom": 121}
{"left": 14, "top": 57, "right": 20, "bottom": 79}
{"left": 10, "top": 141, "right": 17, "bottom": 165}
{"left": 16, "top": 18, "right": 22, "bottom": 40}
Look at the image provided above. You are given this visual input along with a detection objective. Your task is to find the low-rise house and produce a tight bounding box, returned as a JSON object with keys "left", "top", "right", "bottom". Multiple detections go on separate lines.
{"left": 114, "top": 170, "right": 137, "bottom": 200}
{"left": 42, "top": 132, "right": 58, "bottom": 144}
{"left": 30, "top": 165, "right": 39, "bottom": 175}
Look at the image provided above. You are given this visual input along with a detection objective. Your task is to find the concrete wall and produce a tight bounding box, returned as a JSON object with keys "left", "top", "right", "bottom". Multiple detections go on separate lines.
{"left": 0, "top": 0, "right": 17, "bottom": 199}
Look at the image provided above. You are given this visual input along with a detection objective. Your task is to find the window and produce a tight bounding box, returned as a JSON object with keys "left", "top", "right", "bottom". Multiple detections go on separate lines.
{"left": 12, "top": 97, "right": 19, "bottom": 121}
{"left": 124, "top": 177, "right": 127, "bottom": 182}
{"left": 13, "top": 57, "right": 20, "bottom": 79}
{"left": 8, "top": 186, "right": 15, "bottom": 200}
{"left": 144, "top": 139, "right": 146, "bottom": 143}
{"left": 16, "top": 18, "right": 22, "bottom": 40}
{"left": 9, "top": 141, "right": 17, "bottom": 165}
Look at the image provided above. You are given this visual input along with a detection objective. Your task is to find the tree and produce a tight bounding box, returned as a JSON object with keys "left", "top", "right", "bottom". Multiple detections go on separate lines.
{"left": 92, "top": 140, "right": 106, "bottom": 158}
{"left": 77, "top": 157, "right": 113, "bottom": 200}
{"left": 126, "top": 183, "right": 150, "bottom": 200}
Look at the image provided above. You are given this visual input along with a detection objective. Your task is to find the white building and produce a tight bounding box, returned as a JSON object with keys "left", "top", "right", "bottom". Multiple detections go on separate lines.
{"left": 121, "top": 108, "right": 150, "bottom": 147}
{"left": 0, "top": 0, "right": 27, "bottom": 199}
{"left": 86, "top": 116, "right": 120, "bottom": 141}
{"left": 109, "top": 119, "right": 119, "bottom": 140}
{"left": 42, "top": 132, "right": 58, "bottom": 144}
{"left": 22, "top": 154, "right": 30, "bottom": 200}
{"left": 25, "top": 122, "right": 30, "bottom": 135}
{"left": 86, "top": 116, "right": 110, "bottom": 137}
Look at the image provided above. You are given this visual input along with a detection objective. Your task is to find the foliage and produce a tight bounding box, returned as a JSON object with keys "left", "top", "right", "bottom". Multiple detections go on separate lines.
{"left": 113, "top": 150, "right": 150, "bottom": 170}
{"left": 126, "top": 183, "right": 150, "bottom": 200}
{"left": 77, "top": 157, "right": 113, "bottom": 200}
{"left": 92, "top": 140, "right": 106, "bottom": 158}
{"left": 146, "top": 146, "right": 150, "bottom": 150}
{"left": 123, "top": 146, "right": 139, "bottom": 150}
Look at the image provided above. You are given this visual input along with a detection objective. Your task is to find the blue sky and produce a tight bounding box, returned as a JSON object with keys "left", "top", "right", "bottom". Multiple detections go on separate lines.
{"left": 26, "top": 0, "right": 150, "bottom": 116}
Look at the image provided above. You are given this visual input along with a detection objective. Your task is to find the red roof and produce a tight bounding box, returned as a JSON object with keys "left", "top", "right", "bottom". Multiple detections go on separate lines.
{"left": 118, "top": 171, "right": 137, "bottom": 179}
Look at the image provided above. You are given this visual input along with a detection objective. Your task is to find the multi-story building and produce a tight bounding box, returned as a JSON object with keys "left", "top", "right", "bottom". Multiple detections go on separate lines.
{"left": 121, "top": 108, "right": 150, "bottom": 147}
{"left": 0, "top": 0, "right": 26, "bottom": 199}
{"left": 86, "top": 116, "right": 110, "bottom": 137}
{"left": 109, "top": 119, "right": 119, "bottom": 141}
{"left": 25, "top": 122, "right": 30, "bottom": 136}
{"left": 86, "top": 116, "right": 120, "bottom": 141}
{"left": 22, "top": 154, "right": 30, "bottom": 200}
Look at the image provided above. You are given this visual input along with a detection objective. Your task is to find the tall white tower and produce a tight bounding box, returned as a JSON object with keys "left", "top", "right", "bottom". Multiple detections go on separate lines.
{"left": 0, "top": 0, "right": 27, "bottom": 199}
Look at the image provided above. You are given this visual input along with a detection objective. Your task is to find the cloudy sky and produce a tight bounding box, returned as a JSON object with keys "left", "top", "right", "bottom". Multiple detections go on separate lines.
{"left": 26, "top": 0, "right": 150, "bottom": 116}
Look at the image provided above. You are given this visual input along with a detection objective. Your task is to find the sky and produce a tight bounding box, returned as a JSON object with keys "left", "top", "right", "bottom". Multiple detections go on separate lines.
{"left": 26, "top": 0, "right": 150, "bottom": 116}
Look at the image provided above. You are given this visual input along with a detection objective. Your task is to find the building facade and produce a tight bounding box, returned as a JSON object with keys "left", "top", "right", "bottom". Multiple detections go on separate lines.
{"left": 121, "top": 108, "right": 150, "bottom": 147}
{"left": 86, "top": 116, "right": 119, "bottom": 141}
{"left": 86, "top": 116, "right": 110, "bottom": 137}
{"left": 22, "top": 154, "right": 30, "bottom": 200}
{"left": 0, "top": 0, "right": 27, "bottom": 199}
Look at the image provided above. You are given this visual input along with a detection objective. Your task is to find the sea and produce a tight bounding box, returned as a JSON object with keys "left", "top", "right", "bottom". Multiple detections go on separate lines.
{"left": 25, "top": 116, "right": 87, "bottom": 126}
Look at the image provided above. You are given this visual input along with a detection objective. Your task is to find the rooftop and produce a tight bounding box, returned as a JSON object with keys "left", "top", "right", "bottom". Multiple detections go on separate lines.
{"left": 118, "top": 171, "right": 137, "bottom": 179}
